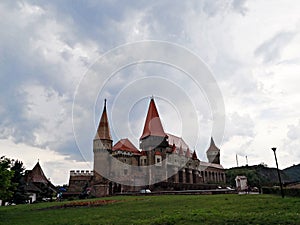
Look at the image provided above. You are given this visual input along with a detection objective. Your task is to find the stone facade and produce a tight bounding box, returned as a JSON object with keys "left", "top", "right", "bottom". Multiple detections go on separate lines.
{"left": 67, "top": 98, "right": 226, "bottom": 197}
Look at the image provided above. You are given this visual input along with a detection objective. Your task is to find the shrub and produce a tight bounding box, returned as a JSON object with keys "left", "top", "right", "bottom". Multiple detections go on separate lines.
{"left": 262, "top": 187, "right": 300, "bottom": 197}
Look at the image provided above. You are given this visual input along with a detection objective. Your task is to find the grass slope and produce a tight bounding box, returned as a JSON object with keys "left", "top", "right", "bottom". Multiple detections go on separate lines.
{"left": 1, "top": 195, "right": 300, "bottom": 225}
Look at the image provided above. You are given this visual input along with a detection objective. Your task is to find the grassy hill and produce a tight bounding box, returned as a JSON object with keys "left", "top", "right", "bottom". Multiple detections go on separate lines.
{"left": 283, "top": 164, "right": 300, "bottom": 182}
{"left": 1, "top": 195, "right": 300, "bottom": 225}
{"left": 225, "top": 165, "right": 291, "bottom": 188}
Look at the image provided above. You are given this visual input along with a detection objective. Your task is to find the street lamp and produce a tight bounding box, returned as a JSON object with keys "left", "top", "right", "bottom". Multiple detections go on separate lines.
{"left": 271, "top": 147, "right": 284, "bottom": 198}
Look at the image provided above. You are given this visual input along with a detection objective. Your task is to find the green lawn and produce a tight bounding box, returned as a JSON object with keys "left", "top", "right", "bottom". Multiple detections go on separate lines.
{"left": 0, "top": 194, "right": 300, "bottom": 225}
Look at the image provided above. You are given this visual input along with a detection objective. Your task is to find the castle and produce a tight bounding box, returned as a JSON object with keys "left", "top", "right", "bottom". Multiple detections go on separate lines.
{"left": 67, "top": 98, "right": 225, "bottom": 197}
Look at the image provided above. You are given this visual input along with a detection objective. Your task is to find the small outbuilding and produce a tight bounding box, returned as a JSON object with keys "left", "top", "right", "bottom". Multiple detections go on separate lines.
{"left": 235, "top": 176, "right": 248, "bottom": 191}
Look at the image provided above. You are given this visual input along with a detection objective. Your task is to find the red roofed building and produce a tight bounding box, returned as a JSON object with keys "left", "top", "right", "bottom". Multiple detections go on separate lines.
{"left": 68, "top": 97, "right": 225, "bottom": 197}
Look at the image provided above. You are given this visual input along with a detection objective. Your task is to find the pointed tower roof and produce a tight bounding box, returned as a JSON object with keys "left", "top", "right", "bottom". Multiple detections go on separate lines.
{"left": 171, "top": 143, "right": 177, "bottom": 153}
{"left": 192, "top": 150, "right": 199, "bottom": 160}
{"left": 26, "top": 162, "right": 50, "bottom": 184}
{"left": 179, "top": 145, "right": 184, "bottom": 156}
{"left": 140, "top": 98, "right": 166, "bottom": 140}
{"left": 206, "top": 137, "right": 220, "bottom": 152}
{"left": 185, "top": 148, "right": 191, "bottom": 158}
{"left": 95, "top": 99, "right": 112, "bottom": 140}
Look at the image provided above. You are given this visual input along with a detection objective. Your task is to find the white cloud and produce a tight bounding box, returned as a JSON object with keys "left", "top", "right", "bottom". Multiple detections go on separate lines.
{"left": 1, "top": 0, "right": 300, "bottom": 184}
{"left": 287, "top": 120, "right": 300, "bottom": 141}
{"left": 0, "top": 138, "right": 91, "bottom": 185}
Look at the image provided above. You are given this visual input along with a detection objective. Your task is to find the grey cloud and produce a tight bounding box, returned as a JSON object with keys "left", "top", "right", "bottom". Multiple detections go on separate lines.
{"left": 0, "top": 1, "right": 97, "bottom": 161}
{"left": 231, "top": 0, "right": 248, "bottom": 16}
{"left": 255, "top": 31, "right": 296, "bottom": 63}
{"left": 277, "top": 57, "right": 300, "bottom": 65}
{"left": 202, "top": 0, "right": 248, "bottom": 17}
{"left": 224, "top": 112, "right": 255, "bottom": 141}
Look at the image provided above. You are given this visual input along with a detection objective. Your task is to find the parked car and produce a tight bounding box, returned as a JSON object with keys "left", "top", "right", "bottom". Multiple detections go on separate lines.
{"left": 140, "top": 189, "right": 151, "bottom": 194}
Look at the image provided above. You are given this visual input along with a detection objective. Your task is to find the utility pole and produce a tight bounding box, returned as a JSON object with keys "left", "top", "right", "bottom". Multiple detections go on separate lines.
{"left": 271, "top": 147, "right": 284, "bottom": 198}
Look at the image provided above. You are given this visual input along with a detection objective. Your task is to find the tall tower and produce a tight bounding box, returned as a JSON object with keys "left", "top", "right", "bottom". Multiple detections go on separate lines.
{"left": 206, "top": 137, "right": 220, "bottom": 164}
{"left": 93, "top": 99, "right": 113, "bottom": 178}
{"left": 140, "top": 98, "right": 168, "bottom": 165}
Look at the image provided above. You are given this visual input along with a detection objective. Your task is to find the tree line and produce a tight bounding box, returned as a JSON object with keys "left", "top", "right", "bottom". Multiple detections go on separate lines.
{"left": 0, "top": 156, "right": 49, "bottom": 205}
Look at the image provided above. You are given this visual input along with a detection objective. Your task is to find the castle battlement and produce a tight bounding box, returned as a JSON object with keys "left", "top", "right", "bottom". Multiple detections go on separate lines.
{"left": 70, "top": 170, "right": 94, "bottom": 176}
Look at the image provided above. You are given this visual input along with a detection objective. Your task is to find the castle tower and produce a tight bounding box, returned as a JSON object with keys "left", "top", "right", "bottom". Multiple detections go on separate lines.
{"left": 93, "top": 99, "right": 113, "bottom": 178}
{"left": 140, "top": 98, "right": 169, "bottom": 185}
{"left": 140, "top": 98, "right": 168, "bottom": 160}
{"left": 206, "top": 137, "right": 220, "bottom": 164}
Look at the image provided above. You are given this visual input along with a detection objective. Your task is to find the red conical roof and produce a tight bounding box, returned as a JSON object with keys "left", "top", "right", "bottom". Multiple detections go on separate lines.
{"left": 112, "top": 138, "right": 140, "bottom": 154}
{"left": 140, "top": 98, "right": 166, "bottom": 140}
{"left": 95, "top": 99, "right": 112, "bottom": 140}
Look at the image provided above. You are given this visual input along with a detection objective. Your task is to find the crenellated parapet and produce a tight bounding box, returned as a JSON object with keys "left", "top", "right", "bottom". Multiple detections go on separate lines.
{"left": 70, "top": 170, "right": 94, "bottom": 176}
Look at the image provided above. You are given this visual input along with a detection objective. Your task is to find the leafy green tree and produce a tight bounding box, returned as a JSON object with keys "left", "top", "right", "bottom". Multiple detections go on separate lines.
{"left": 10, "top": 160, "right": 29, "bottom": 204}
{"left": 37, "top": 183, "right": 54, "bottom": 202}
{"left": 0, "top": 156, "right": 15, "bottom": 204}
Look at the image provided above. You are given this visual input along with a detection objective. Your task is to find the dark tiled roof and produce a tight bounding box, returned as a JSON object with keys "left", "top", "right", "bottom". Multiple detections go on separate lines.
{"left": 192, "top": 150, "right": 199, "bottom": 160}
{"left": 206, "top": 137, "right": 220, "bottom": 152}
{"left": 26, "top": 162, "right": 50, "bottom": 184}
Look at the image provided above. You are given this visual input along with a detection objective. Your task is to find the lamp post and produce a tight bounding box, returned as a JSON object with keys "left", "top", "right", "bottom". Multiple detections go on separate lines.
{"left": 271, "top": 147, "right": 284, "bottom": 198}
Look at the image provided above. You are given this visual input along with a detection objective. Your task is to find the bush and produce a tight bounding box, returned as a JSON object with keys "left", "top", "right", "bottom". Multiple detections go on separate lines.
{"left": 262, "top": 187, "right": 300, "bottom": 197}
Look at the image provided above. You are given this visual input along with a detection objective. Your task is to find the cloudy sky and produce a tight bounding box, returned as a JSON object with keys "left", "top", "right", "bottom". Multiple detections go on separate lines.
{"left": 1, "top": 0, "right": 300, "bottom": 185}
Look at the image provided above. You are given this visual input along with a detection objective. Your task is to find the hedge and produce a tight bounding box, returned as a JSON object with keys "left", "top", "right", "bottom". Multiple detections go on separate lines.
{"left": 262, "top": 187, "right": 300, "bottom": 197}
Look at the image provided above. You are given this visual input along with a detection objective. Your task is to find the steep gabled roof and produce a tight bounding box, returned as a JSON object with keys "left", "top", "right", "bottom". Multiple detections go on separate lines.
{"left": 112, "top": 138, "right": 140, "bottom": 154}
{"left": 140, "top": 98, "right": 166, "bottom": 140}
{"left": 95, "top": 99, "right": 112, "bottom": 140}
{"left": 206, "top": 137, "right": 220, "bottom": 152}
{"left": 25, "top": 162, "right": 52, "bottom": 185}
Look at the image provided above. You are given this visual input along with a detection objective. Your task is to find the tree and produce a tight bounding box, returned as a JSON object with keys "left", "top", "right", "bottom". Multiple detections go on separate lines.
{"left": 10, "top": 160, "right": 29, "bottom": 204}
{"left": 0, "top": 156, "right": 15, "bottom": 204}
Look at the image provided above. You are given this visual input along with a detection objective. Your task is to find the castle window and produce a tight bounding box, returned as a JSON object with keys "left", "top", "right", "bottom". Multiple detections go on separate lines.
{"left": 155, "top": 155, "right": 162, "bottom": 166}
